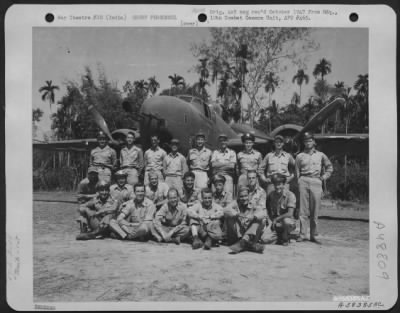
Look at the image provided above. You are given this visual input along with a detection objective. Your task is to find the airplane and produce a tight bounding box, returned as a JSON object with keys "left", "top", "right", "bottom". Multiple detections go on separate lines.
{"left": 33, "top": 94, "right": 368, "bottom": 158}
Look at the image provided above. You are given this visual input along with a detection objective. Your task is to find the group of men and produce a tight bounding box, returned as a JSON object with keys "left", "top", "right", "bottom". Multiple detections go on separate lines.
{"left": 76, "top": 129, "right": 333, "bottom": 254}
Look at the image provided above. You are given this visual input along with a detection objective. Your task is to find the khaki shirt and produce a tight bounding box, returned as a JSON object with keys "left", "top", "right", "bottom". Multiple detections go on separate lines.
{"left": 188, "top": 202, "right": 224, "bottom": 224}
{"left": 211, "top": 148, "right": 237, "bottom": 176}
{"left": 248, "top": 185, "right": 267, "bottom": 213}
{"left": 295, "top": 149, "right": 333, "bottom": 179}
{"left": 110, "top": 184, "right": 134, "bottom": 204}
{"left": 163, "top": 152, "right": 188, "bottom": 177}
{"left": 224, "top": 200, "right": 267, "bottom": 226}
{"left": 119, "top": 198, "right": 156, "bottom": 223}
{"left": 145, "top": 182, "right": 169, "bottom": 204}
{"left": 179, "top": 187, "right": 201, "bottom": 208}
{"left": 154, "top": 202, "right": 188, "bottom": 228}
{"left": 144, "top": 147, "right": 167, "bottom": 172}
{"left": 90, "top": 146, "right": 117, "bottom": 169}
{"left": 237, "top": 149, "right": 263, "bottom": 175}
{"left": 260, "top": 151, "right": 295, "bottom": 178}
{"left": 212, "top": 190, "right": 233, "bottom": 208}
{"left": 120, "top": 145, "right": 143, "bottom": 170}
{"left": 188, "top": 147, "right": 212, "bottom": 171}
{"left": 266, "top": 189, "right": 296, "bottom": 219}
{"left": 84, "top": 195, "right": 118, "bottom": 217}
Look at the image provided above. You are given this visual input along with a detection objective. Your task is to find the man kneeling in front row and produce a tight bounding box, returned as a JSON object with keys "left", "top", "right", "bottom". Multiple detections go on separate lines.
{"left": 262, "top": 173, "right": 296, "bottom": 246}
{"left": 109, "top": 183, "right": 156, "bottom": 241}
{"left": 224, "top": 187, "right": 265, "bottom": 254}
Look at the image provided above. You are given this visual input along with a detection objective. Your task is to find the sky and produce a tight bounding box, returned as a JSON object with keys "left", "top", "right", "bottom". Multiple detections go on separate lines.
{"left": 32, "top": 27, "right": 368, "bottom": 138}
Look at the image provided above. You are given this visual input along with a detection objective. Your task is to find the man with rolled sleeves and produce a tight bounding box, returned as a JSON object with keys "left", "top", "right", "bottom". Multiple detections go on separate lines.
{"left": 110, "top": 170, "right": 134, "bottom": 207}
{"left": 144, "top": 134, "right": 167, "bottom": 185}
{"left": 187, "top": 131, "right": 212, "bottom": 189}
{"left": 259, "top": 135, "right": 295, "bottom": 196}
{"left": 163, "top": 138, "right": 188, "bottom": 191}
{"left": 76, "top": 181, "right": 118, "bottom": 240}
{"left": 76, "top": 166, "right": 99, "bottom": 204}
{"left": 179, "top": 171, "right": 201, "bottom": 208}
{"left": 145, "top": 170, "right": 169, "bottom": 210}
{"left": 237, "top": 133, "right": 263, "bottom": 190}
{"left": 120, "top": 131, "right": 143, "bottom": 187}
{"left": 109, "top": 183, "right": 156, "bottom": 241}
{"left": 247, "top": 170, "right": 267, "bottom": 215}
{"left": 211, "top": 174, "right": 233, "bottom": 208}
{"left": 152, "top": 188, "right": 190, "bottom": 244}
{"left": 262, "top": 174, "right": 296, "bottom": 246}
{"left": 89, "top": 131, "right": 117, "bottom": 184}
{"left": 295, "top": 132, "right": 333, "bottom": 244}
{"left": 188, "top": 188, "right": 224, "bottom": 250}
{"left": 211, "top": 134, "right": 237, "bottom": 194}
{"left": 224, "top": 186, "right": 265, "bottom": 254}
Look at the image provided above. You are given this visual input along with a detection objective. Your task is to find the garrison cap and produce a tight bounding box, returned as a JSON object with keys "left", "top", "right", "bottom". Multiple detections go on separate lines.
{"left": 218, "top": 133, "right": 228, "bottom": 140}
{"left": 97, "top": 131, "right": 108, "bottom": 139}
{"left": 238, "top": 186, "right": 250, "bottom": 194}
{"left": 274, "top": 135, "right": 284, "bottom": 142}
{"left": 96, "top": 180, "right": 110, "bottom": 191}
{"left": 302, "top": 132, "right": 314, "bottom": 141}
{"left": 271, "top": 173, "right": 287, "bottom": 184}
{"left": 212, "top": 174, "right": 226, "bottom": 184}
{"left": 115, "top": 170, "right": 127, "bottom": 177}
{"left": 87, "top": 166, "right": 98, "bottom": 174}
{"left": 195, "top": 131, "right": 206, "bottom": 138}
{"left": 170, "top": 138, "right": 180, "bottom": 144}
{"left": 241, "top": 132, "right": 255, "bottom": 143}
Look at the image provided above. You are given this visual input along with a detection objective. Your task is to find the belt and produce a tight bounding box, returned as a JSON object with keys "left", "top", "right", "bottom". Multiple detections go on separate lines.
{"left": 121, "top": 166, "right": 139, "bottom": 170}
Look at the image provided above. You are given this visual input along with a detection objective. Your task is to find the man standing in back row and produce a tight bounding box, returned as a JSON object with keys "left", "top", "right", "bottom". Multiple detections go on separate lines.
{"left": 188, "top": 131, "right": 212, "bottom": 190}
{"left": 120, "top": 131, "right": 143, "bottom": 187}
{"left": 295, "top": 132, "right": 333, "bottom": 244}
{"left": 144, "top": 134, "right": 167, "bottom": 185}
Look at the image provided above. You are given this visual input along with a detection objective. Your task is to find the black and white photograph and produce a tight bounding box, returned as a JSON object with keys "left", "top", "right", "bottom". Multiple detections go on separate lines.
{"left": 5, "top": 4, "right": 397, "bottom": 310}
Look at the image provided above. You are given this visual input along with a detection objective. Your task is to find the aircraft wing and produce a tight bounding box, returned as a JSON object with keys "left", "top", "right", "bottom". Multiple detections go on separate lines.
{"left": 314, "top": 133, "right": 369, "bottom": 156}
{"left": 33, "top": 139, "right": 98, "bottom": 152}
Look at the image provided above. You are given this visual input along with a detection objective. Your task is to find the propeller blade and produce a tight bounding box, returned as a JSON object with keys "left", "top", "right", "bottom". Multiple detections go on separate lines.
{"left": 87, "top": 104, "right": 115, "bottom": 142}
{"left": 294, "top": 97, "right": 345, "bottom": 141}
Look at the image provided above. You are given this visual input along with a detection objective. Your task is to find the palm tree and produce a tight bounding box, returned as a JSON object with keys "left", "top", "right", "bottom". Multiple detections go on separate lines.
{"left": 354, "top": 74, "right": 368, "bottom": 97}
{"left": 198, "top": 58, "right": 209, "bottom": 81}
{"left": 133, "top": 80, "right": 149, "bottom": 97}
{"left": 147, "top": 76, "right": 160, "bottom": 96}
{"left": 168, "top": 74, "right": 185, "bottom": 95}
{"left": 333, "top": 81, "right": 345, "bottom": 132}
{"left": 302, "top": 97, "right": 316, "bottom": 122}
{"left": 39, "top": 80, "right": 59, "bottom": 112}
{"left": 292, "top": 69, "right": 309, "bottom": 105}
{"left": 210, "top": 57, "right": 222, "bottom": 99}
{"left": 313, "top": 58, "right": 332, "bottom": 80}
{"left": 193, "top": 78, "right": 209, "bottom": 102}
{"left": 264, "top": 72, "right": 279, "bottom": 132}
{"left": 353, "top": 74, "right": 368, "bottom": 130}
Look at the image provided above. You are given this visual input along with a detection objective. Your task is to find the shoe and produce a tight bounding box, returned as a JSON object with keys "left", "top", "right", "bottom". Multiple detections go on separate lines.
{"left": 229, "top": 239, "right": 248, "bottom": 254}
{"left": 296, "top": 237, "right": 304, "bottom": 242}
{"left": 109, "top": 232, "right": 119, "bottom": 239}
{"left": 310, "top": 238, "right": 322, "bottom": 245}
{"left": 125, "top": 234, "right": 136, "bottom": 240}
{"left": 203, "top": 236, "right": 212, "bottom": 250}
{"left": 282, "top": 241, "right": 289, "bottom": 246}
{"left": 275, "top": 240, "right": 283, "bottom": 245}
{"left": 171, "top": 237, "right": 181, "bottom": 245}
{"left": 192, "top": 236, "right": 203, "bottom": 249}
{"left": 76, "top": 232, "right": 96, "bottom": 240}
{"left": 248, "top": 242, "right": 265, "bottom": 254}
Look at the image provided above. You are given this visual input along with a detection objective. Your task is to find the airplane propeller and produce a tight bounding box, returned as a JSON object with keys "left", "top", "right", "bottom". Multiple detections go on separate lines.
{"left": 87, "top": 104, "right": 117, "bottom": 144}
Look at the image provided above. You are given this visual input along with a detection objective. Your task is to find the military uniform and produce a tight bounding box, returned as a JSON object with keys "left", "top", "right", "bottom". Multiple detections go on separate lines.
{"left": 144, "top": 147, "right": 167, "bottom": 185}
{"left": 188, "top": 146, "right": 212, "bottom": 189}
{"left": 109, "top": 198, "right": 156, "bottom": 240}
{"left": 89, "top": 146, "right": 117, "bottom": 184}
{"left": 262, "top": 189, "right": 296, "bottom": 244}
{"left": 187, "top": 202, "right": 224, "bottom": 241}
{"left": 179, "top": 187, "right": 201, "bottom": 208}
{"left": 77, "top": 177, "right": 97, "bottom": 204}
{"left": 295, "top": 143, "right": 333, "bottom": 240}
{"left": 145, "top": 181, "right": 169, "bottom": 209}
{"left": 237, "top": 149, "right": 263, "bottom": 189}
{"left": 163, "top": 151, "right": 188, "bottom": 191}
{"left": 152, "top": 202, "right": 190, "bottom": 242}
{"left": 212, "top": 190, "right": 233, "bottom": 208}
{"left": 211, "top": 146, "right": 236, "bottom": 194}
{"left": 110, "top": 183, "right": 134, "bottom": 207}
{"left": 120, "top": 145, "right": 143, "bottom": 186}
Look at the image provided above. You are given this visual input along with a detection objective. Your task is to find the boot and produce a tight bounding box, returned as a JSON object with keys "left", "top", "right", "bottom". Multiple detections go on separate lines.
{"left": 76, "top": 232, "right": 96, "bottom": 241}
{"left": 171, "top": 237, "right": 181, "bottom": 245}
{"left": 203, "top": 236, "right": 212, "bottom": 250}
{"left": 192, "top": 236, "right": 203, "bottom": 249}
{"left": 248, "top": 242, "right": 265, "bottom": 254}
{"left": 229, "top": 239, "right": 248, "bottom": 254}
{"left": 78, "top": 221, "right": 88, "bottom": 234}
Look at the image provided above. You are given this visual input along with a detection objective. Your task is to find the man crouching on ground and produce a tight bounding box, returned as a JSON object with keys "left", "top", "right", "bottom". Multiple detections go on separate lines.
{"left": 152, "top": 188, "right": 190, "bottom": 244}
{"left": 224, "top": 186, "right": 265, "bottom": 254}
{"left": 262, "top": 174, "right": 296, "bottom": 246}
{"left": 109, "top": 183, "right": 156, "bottom": 241}
{"left": 76, "top": 181, "right": 118, "bottom": 240}
{"left": 188, "top": 188, "right": 224, "bottom": 250}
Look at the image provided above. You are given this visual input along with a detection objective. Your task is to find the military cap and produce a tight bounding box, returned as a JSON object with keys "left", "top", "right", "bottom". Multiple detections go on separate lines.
{"left": 212, "top": 174, "right": 226, "bottom": 184}
{"left": 271, "top": 173, "right": 287, "bottom": 184}
{"left": 195, "top": 131, "right": 206, "bottom": 138}
{"left": 96, "top": 180, "right": 110, "bottom": 191}
{"left": 302, "top": 132, "right": 314, "bottom": 141}
{"left": 170, "top": 138, "right": 180, "bottom": 145}
{"left": 218, "top": 133, "right": 228, "bottom": 140}
{"left": 97, "top": 131, "right": 108, "bottom": 139}
{"left": 87, "top": 166, "right": 98, "bottom": 174}
{"left": 126, "top": 131, "right": 136, "bottom": 137}
{"left": 274, "top": 135, "right": 284, "bottom": 142}
{"left": 241, "top": 132, "right": 255, "bottom": 143}
{"left": 114, "top": 170, "right": 127, "bottom": 177}
{"left": 237, "top": 186, "right": 250, "bottom": 194}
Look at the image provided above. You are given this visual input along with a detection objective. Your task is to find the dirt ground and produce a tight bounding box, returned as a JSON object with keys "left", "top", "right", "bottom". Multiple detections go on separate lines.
{"left": 33, "top": 192, "right": 369, "bottom": 302}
